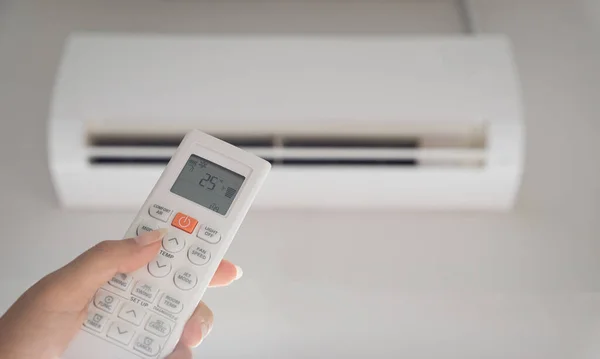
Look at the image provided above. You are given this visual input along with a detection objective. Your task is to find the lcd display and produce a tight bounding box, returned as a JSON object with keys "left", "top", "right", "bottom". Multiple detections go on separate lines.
{"left": 170, "top": 155, "right": 245, "bottom": 215}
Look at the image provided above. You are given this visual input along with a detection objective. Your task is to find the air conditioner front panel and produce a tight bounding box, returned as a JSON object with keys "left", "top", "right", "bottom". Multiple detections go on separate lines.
{"left": 49, "top": 33, "right": 524, "bottom": 211}
{"left": 52, "top": 166, "right": 518, "bottom": 210}
{"left": 58, "top": 34, "right": 520, "bottom": 121}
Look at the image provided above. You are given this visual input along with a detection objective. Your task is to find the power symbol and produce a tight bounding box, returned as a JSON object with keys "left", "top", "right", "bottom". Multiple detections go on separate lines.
{"left": 178, "top": 216, "right": 191, "bottom": 227}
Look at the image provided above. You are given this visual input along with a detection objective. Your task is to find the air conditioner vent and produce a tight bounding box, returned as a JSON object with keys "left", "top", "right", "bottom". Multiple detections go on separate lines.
{"left": 87, "top": 131, "right": 485, "bottom": 168}
{"left": 91, "top": 134, "right": 274, "bottom": 148}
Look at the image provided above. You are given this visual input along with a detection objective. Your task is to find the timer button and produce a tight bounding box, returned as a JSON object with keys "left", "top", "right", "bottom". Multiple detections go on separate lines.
{"left": 84, "top": 311, "right": 108, "bottom": 332}
{"left": 171, "top": 212, "right": 198, "bottom": 234}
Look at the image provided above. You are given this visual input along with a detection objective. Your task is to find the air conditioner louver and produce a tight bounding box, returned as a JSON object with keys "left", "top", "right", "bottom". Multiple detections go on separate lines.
{"left": 87, "top": 130, "right": 486, "bottom": 168}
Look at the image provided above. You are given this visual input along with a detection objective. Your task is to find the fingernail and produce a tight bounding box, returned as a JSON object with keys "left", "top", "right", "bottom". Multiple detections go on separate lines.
{"left": 134, "top": 229, "right": 168, "bottom": 246}
{"left": 234, "top": 265, "right": 244, "bottom": 280}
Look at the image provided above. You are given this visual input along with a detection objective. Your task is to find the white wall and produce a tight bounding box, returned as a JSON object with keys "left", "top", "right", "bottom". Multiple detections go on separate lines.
{"left": 1, "top": 1, "right": 600, "bottom": 358}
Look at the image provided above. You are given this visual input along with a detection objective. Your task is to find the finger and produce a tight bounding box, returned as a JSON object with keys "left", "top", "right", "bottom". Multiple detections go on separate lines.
{"left": 165, "top": 342, "right": 193, "bottom": 359}
{"left": 209, "top": 259, "right": 243, "bottom": 287}
{"left": 179, "top": 301, "right": 213, "bottom": 348}
{"left": 51, "top": 229, "right": 167, "bottom": 301}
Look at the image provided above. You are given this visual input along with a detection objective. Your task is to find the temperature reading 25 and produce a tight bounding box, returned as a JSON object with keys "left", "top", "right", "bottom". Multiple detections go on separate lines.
{"left": 199, "top": 173, "right": 218, "bottom": 190}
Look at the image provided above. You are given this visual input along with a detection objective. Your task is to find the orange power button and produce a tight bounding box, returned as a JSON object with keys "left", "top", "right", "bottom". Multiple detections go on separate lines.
{"left": 172, "top": 212, "right": 198, "bottom": 233}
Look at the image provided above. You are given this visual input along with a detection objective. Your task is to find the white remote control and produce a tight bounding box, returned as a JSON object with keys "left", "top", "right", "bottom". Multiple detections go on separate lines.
{"left": 62, "top": 130, "right": 271, "bottom": 359}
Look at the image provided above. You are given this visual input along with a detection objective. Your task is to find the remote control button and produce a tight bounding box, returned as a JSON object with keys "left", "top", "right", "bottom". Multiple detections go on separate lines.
{"left": 132, "top": 281, "right": 159, "bottom": 302}
{"left": 171, "top": 212, "right": 198, "bottom": 233}
{"left": 108, "top": 273, "right": 133, "bottom": 291}
{"left": 158, "top": 293, "right": 183, "bottom": 314}
{"left": 197, "top": 224, "right": 221, "bottom": 244}
{"left": 145, "top": 315, "right": 173, "bottom": 337}
{"left": 119, "top": 302, "right": 146, "bottom": 326}
{"left": 137, "top": 221, "right": 157, "bottom": 236}
{"left": 148, "top": 256, "right": 172, "bottom": 278}
{"left": 84, "top": 311, "right": 108, "bottom": 332}
{"left": 174, "top": 268, "right": 198, "bottom": 291}
{"left": 148, "top": 204, "right": 173, "bottom": 222}
{"left": 107, "top": 321, "right": 135, "bottom": 345}
{"left": 188, "top": 244, "right": 211, "bottom": 266}
{"left": 133, "top": 334, "right": 161, "bottom": 357}
{"left": 162, "top": 234, "right": 185, "bottom": 253}
{"left": 94, "top": 289, "right": 120, "bottom": 313}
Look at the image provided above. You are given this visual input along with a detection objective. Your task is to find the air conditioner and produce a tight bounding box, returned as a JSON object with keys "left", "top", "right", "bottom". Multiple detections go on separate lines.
{"left": 48, "top": 33, "right": 524, "bottom": 211}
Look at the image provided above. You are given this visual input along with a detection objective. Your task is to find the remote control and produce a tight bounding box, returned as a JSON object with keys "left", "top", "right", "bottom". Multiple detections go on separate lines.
{"left": 62, "top": 130, "right": 271, "bottom": 358}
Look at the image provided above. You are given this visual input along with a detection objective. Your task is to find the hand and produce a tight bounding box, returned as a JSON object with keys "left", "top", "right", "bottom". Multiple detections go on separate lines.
{"left": 0, "top": 229, "right": 242, "bottom": 359}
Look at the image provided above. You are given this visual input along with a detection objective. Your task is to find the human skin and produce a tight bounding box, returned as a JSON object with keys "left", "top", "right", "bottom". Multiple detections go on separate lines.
{"left": 0, "top": 229, "right": 242, "bottom": 359}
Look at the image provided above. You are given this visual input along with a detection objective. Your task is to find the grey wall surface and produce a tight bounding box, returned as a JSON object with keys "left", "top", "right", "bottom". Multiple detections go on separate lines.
{"left": 1, "top": 1, "right": 599, "bottom": 358}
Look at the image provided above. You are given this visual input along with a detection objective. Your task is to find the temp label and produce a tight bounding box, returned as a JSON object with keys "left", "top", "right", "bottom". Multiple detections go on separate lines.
{"left": 160, "top": 249, "right": 174, "bottom": 259}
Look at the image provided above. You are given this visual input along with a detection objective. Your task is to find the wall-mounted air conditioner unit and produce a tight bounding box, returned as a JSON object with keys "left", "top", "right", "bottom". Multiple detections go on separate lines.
{"left": 49, "top": 33, "right": 524, "bottom": 211}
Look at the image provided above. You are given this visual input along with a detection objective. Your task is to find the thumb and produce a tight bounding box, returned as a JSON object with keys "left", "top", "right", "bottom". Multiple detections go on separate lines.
{"left": 52, "top": 229, "right": 168, "bottom": 302}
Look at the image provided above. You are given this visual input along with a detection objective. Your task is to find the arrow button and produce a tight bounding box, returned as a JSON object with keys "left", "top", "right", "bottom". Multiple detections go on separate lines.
{"left": 162, "top": 235, "right": 185, "bottom": 253}
{"left": 148, "top": 256, "right": 172, "bottom": 278}
{"left": 107, "top": 321, "right": 135, "bottom": 345}
{"left": 118, "top": 303, "right": 146, "bottom": 326}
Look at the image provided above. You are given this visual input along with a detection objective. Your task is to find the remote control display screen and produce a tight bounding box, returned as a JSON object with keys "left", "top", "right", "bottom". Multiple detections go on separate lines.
{"left": 170, "top": 155, "right": 245, "bottom": 215}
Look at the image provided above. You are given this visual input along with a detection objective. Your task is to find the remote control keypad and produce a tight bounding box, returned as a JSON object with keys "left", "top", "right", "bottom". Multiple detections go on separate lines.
{"left": 83, "top": 203, "right": 222, "bottom": 357}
